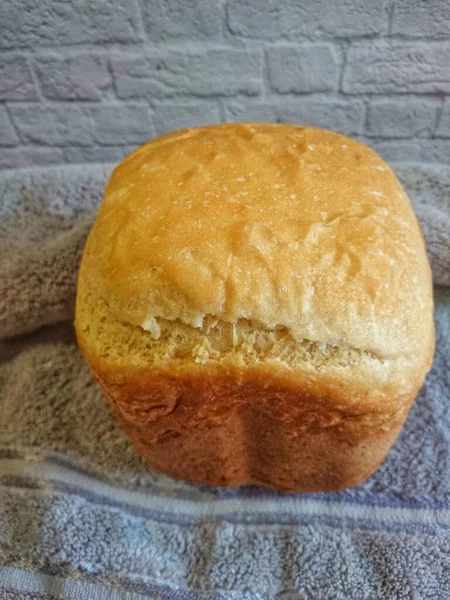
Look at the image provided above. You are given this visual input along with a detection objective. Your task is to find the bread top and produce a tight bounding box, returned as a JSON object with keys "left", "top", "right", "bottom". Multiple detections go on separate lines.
{"left": 86, "top": 123, "right": 433, "bottom": 362}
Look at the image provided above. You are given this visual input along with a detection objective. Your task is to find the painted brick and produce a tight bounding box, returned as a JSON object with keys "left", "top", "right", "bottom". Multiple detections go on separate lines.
{"left": 267, "top": 45, "right": 339, "bottom": 93}
{"left": 370, "top": 140, "right": 450, "bottom": 163}
{"left": 0, "top": 0, "right": 142, "bottom": 48}
{"left": 10, "top": 104, "right": 153, "bottom": 147}
{"left": 343, "top": 41, "right": 450, "bottom": 94}
{"left": 0, "top": 57, "right": 38, "bottom": 101}
{"left": 225, "top": 98, "right": 364, "bottom": 134}
{"left": 366, "top": 98, "right": 438, "bottom": 139}
{"left": 35, "top": 54, "right": 111, "bottom": 101}
{"left": 435, "top": 100, "right": 450, "bottom": 137}
{"left": 153, "top": 101, "right": 221, "bottom": 135}
{"left": 223, "top": 101, "right": 281, "bottom": 123}
{"left": 89, "top": 105, "right": 154, "bottom": 145}
{"left": 141, "top": 0, "right": 222, "bottom": 41}
{"left": 0, "top": 147, "right": 65, "bottom": 169}
{"left": 226, "top": 0, "right": 388, "bottom": 40}
{"left": 280, "top": 98, "right": 365, "bottom": 134}
{"left": 9, "top": 105, "right": 94, "bottom": 146}
{"left": 392, "top": 0, "right": 450, "bottom": 38}
{"left": 111, "top": 49, "right": 262, "bottom": 99}
{"left": 0, "top": 108, "right": 20, "bottom": 146}
{"left": 0, "top": 0, "right": 448, "bottom": 171}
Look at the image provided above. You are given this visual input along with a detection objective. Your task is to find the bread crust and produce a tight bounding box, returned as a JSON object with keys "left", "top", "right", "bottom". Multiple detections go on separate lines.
{"left": 82, "top": 350, "right": 418, "bottom": 492}
{"left": 75, "top": 123, "right": 435, "bottom": 491}
{"left": 89, "top": 123, "right": 433, "bottom": 362}
{"left": 77, "top": 308, "right": 433, "bottom": 491}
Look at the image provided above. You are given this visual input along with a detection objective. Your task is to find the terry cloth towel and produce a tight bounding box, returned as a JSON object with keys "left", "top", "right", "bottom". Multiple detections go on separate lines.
{"left": 0, "top": 163, "right": 449, "bottom": 600}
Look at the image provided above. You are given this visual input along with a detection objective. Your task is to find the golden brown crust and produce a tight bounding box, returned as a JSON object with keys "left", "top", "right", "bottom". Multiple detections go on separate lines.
{"left": 88, "top": 122, "right": 433, "bottom": 361}
{"left": 82, "top": 350, "right": 415, "bottom": 492}
{"left": 75, "top": 122, "right": 435, "bottom": 491}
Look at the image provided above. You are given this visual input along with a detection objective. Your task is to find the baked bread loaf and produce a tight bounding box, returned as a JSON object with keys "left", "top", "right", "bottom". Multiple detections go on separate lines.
{"left": 75, "top": 123, "right": 434, "bottom": 492}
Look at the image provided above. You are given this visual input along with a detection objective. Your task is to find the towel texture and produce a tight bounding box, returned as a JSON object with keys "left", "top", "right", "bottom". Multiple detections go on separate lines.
{"left": 0, "top": 163, "right": 449, "bottom": 600}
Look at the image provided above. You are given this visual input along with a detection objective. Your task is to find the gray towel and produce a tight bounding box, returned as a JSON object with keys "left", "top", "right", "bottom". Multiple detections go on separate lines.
{"left": 0, "top": 163, "right": 449, "bottom": 600}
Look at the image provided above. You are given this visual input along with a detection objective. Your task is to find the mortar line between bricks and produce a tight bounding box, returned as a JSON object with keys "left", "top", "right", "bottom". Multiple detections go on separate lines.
{"left": 338, "top": 41, "right": 349, "bottom": 94}
{"left": 0, "top": 40, "right": 275, "bottom": 56}
{"left": 222, "top": 0, "right": 235, "bottom": 39}
{"left": 0, "top": 42, "right": 147, "bottom": 54}
{"left": 2, "top": 36, "right": 450, "bottom": 59}
{"left": 4, "top": 104, "right": 25, "bottom": 143}
{"left": 134, "top": 0, "right": 149, "bottom": 42}
{"left": 361, "top": 99, "right": 371, "bottom": 137}
{"left": 24, "top": 56, "right": 45, "bottom": 103}
{"left": 4, "top": 101, "right": 152, "bottom": 109}
{"left": 261, "top": 46, "right": 272, "bottom": 99}
{"left": 432, "top": 98, "right": 446, "bottom": 138}
{"left": 4, "top": 92, "right": 449, "bottom": 109}
{"left": 3, "top": 98, "right": 446, "bottom": 118}
{"left": 215, "top": 0, "right": 228, "bottom": 43}
{"left": 15, "top": 92, "right": 446, "bottom": 106}
{"left": 106, "top": 56, "right": 121, "bottom": 102}
{"left": 222, "top": 92, "right": 449, "bottom": 103}
{"left": 388, "top": 0, "right": 396, "bottom": 36}
{"left": 217, "top": 99, "right": 227, "bottom": 123}
{"left": 386, "top": 33, "right": 450, "bottom": 41}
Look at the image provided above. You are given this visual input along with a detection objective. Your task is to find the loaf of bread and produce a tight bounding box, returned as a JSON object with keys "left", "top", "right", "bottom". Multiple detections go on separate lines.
{"left": 75, "top": 123, "right": 434, "bottom": 492}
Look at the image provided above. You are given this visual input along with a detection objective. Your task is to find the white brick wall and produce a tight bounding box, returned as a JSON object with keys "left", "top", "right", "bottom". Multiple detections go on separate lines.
{"left": 0, "top": 0, "right": 449, "bottom": 169}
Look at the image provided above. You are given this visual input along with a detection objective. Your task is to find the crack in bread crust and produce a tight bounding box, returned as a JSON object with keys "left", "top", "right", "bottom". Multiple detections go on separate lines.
{"left": 77, "top": 278, "right": 426, "bottom": 391}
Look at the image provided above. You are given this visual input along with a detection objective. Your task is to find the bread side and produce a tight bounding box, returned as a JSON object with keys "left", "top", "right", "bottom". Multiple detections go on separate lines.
{"left": 76, "top": 300, "right": 418, "bottom": 492}
{"left": 75, "top": 123, "right": 435, "bottom": 491}
{"left": 93, "top": 364, "right": 411, "bottom": 492}
{"left": 75, "top": 266, "right": 431, "bottom": 491}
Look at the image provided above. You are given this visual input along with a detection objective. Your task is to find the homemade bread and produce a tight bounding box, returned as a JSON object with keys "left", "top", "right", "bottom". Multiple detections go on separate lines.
{"left": 75, "top": 123, "right": 434, "bottom": 492}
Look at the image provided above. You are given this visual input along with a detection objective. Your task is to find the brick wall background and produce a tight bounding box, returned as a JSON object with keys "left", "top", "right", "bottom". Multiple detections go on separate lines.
{"left": 1, "top": 0, "right": 449, "bottom": 169}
